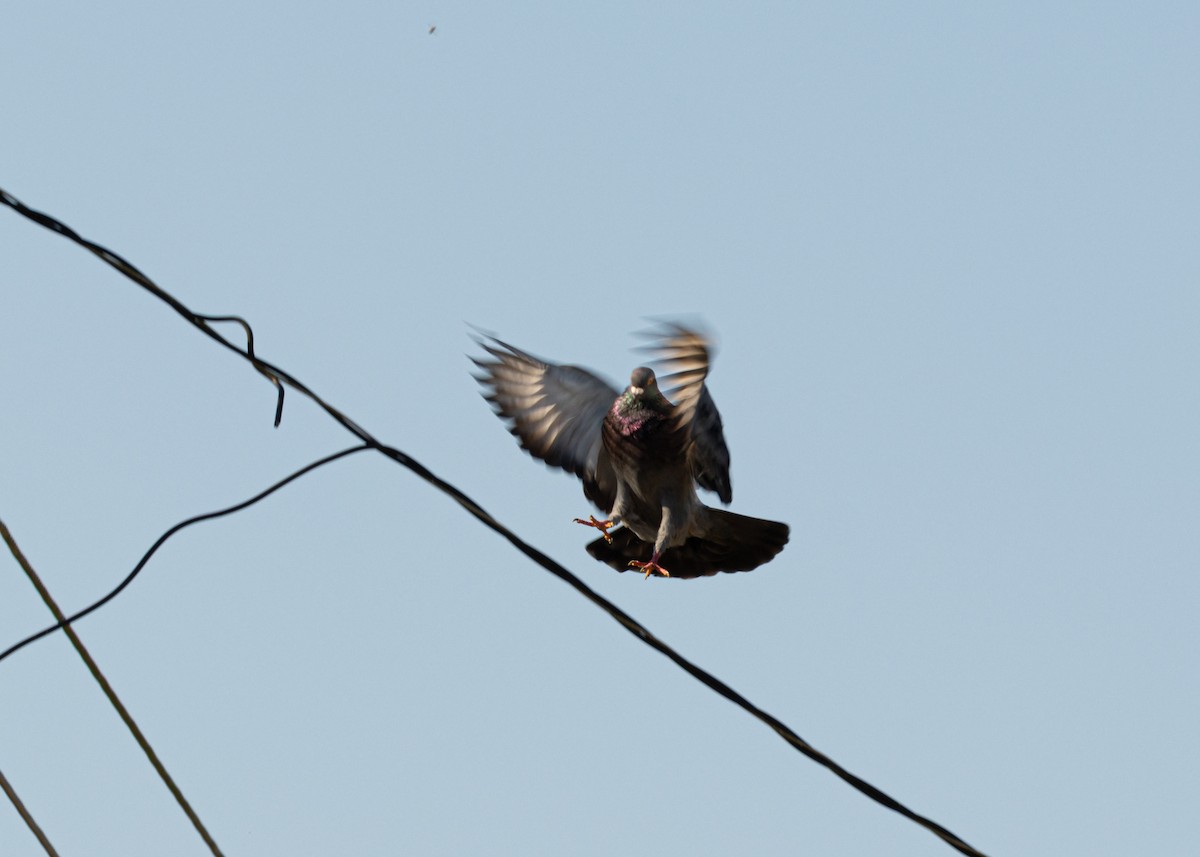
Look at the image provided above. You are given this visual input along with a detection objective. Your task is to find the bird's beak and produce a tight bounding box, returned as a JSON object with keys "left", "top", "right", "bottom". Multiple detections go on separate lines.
{"left": 629, "top": 386, "right": 644, "bottom": 396}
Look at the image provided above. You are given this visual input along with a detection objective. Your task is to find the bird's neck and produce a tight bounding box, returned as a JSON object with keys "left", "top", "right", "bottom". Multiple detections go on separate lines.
{"left": 612, "top": 394, "right": 668, "bottom": 435}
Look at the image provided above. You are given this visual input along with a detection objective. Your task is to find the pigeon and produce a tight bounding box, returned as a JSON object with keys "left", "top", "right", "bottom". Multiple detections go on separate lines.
{"left": 472, "top": 323, "right": 789, "bottom": 579}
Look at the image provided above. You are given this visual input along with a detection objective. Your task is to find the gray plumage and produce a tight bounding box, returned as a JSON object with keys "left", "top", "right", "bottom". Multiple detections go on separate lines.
{"left": 472, "top": 323, "right": 788, "bottom": 579}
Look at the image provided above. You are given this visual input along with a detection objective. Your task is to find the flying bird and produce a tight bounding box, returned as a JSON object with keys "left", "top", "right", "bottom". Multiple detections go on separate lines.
{"left": 472, "top": 323, "right": 789, "bottom": 579}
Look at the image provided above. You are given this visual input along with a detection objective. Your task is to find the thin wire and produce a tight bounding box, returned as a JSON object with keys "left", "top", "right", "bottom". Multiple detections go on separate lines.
{"left": 0, "top": 445, "right": 370, "bottom": 663}
{"left": 0, "top": 187, "right": 990, "bottom": 857}
{"left": 0, "top": 518, "right": 224, "bottom": 856}
{"left": 0, "top": 765, "right": 60, "bottom": 857}
{"left": 194, "top": 313, "right": 285, "bottom": 426}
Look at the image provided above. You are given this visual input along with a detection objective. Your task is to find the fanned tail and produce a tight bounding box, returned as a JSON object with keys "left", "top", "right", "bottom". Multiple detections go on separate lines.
{"left": 586, "top": 509, "right": 789, "bottom": 579}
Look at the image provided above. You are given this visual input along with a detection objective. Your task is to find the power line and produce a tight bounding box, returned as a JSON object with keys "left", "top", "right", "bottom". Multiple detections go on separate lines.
{"left": 0, "top": 764, "right": 60, "bottom": 857}
{"left": 1, "top": 518, "right": 224, "bottom": 857}
{"left": 0, "top": 187, "right": 991, "bottom": 857}
{"left": 0, "top": 446, "right": 370, "bottom": 663}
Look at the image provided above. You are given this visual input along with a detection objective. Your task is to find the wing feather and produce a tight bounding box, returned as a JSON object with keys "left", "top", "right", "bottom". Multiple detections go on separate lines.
{"left": 637, "top": 323, "right": 733, "bottom": 503}
{"left": 472, "top": 337, "right": 619, "bottom": 511}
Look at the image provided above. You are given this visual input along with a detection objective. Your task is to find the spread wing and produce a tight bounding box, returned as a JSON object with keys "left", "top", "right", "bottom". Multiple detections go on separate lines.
{"left": 637, "top": 323, "right": 733, "bottom": 504}
{"left": 472, "top": 336, "right": 620, "bottom": 511}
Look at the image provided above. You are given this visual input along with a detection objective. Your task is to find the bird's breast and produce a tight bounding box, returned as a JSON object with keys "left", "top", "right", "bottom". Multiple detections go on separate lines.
{"left": 614, "top": 415, "right": 649, "bottom": 436}
{"left": 603, "top": 408, "right": 679, "bottom": 476}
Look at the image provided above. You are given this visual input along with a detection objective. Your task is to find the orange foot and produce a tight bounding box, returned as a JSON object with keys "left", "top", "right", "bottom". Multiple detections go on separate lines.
{"left": 574, "top": 515, "right": 615, "bottom": 543}
{"left": 629, "top": 558, "right": 670, "bottom": 579}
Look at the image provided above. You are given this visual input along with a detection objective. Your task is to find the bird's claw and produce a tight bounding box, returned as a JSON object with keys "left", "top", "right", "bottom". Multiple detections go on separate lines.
{"left": 574, "top": 515, "right": 615, "bottom": 543}
{"left": 628, "top": 559, "right": 670, "bottom": 579}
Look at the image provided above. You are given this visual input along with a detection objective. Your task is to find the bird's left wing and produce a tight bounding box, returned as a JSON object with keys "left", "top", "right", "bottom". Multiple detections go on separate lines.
{"left": 638, "top": 323, "right": 733, "bottom": 504}
{"left": 473, "top": 336, "right": 619, "bottom": 510}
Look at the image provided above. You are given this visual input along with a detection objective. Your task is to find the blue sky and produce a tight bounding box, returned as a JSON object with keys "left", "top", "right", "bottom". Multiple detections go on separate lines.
{"left": 2, "top": 3, "right": 1197, "bottom": 855}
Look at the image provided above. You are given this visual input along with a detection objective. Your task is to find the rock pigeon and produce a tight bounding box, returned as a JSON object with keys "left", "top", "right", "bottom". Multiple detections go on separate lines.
{"left": 472, "top": 323, "right": 789, "bottom": 579}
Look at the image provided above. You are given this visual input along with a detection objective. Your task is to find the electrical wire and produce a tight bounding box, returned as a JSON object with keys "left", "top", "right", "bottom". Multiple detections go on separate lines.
{"left": 1, "top": 518, "right": 225, "bottom": 856}
{"left": 0, "top": 764, "right": 60, "bottom": 857}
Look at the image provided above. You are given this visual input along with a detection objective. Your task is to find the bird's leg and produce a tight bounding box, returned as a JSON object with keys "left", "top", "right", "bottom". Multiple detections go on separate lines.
{"left": 629, "top": 504, "right": 677, "bottom": 578}
{"left": 574, "top": 514, "right": 616, "bottom": 543}
{"left": 629, "top": 553, "right": 670, "bottom": 579}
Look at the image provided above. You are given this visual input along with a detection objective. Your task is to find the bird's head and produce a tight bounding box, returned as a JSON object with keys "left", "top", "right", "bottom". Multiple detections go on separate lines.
{"left": 623, "top": 366, "right": 666, "bottom": 405}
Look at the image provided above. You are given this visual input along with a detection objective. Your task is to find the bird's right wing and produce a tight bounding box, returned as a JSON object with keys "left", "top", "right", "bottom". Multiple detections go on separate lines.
{"left": 472, "top": 336, "right": 619, "bottom": 511}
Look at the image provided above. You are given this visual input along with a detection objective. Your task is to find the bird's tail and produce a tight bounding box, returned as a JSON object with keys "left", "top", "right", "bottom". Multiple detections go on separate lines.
{"left": 586, "top": 508, "right": 789, "bottom": 579}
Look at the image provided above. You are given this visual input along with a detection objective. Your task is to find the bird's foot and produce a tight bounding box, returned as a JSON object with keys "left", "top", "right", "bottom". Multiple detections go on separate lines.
{"left": 574, "top": 515, "right": 616, "bottom": 543}
{"left": 629, "top": 557, "right": 670, "bottom": 579}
